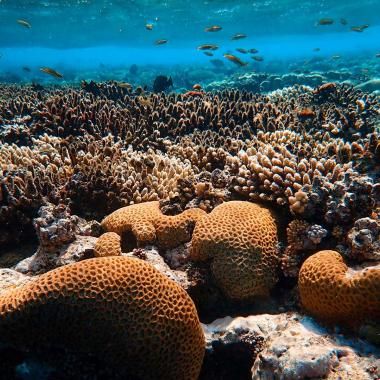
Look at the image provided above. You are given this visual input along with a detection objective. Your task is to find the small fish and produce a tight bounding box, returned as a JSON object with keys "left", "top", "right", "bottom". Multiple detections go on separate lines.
{"left": 17, "top": 19, "right": 31, "bottom": 28}
{"left": 351, "top": 24, "right": 369, "bottom": 32}
{"left": 0, "top": 53, "right": 2, "bottom": 59}
{"left": 317, "top": 18, "right": 334, "bottom": 25}
{"left": 249, "top": 48, "right": 259, "bottom": 54}
{"left": 22, "top": 66, "right": 31, "bottom": 72}
{"left": 155, "top": 39, "right": 168, "bottom": 45}
{"left": 193, "top": 83, "right": 202, "bottom": 90}
{"left": 117, "top": 82, "right": 132, "bottom": 90}
{"left": 197, "top": 44, "right": 218, "bottom": 50}
{"left": 232, "top": 33, "right": 247, "bottom": 40}
{"left": 340, "top": 18, "right": 348, "bottom": 25}
{"left": 376, "top": 53, "right": 380, "bottom": 58}
{"left": 205, "top": 25, "right": 222, "bottom": 32}
{"left": 145, "top": 23, "right": 153, "bottom": 30}
{"left": 236, "top": 48, "right": 248, "bottom": 54}
{"left": 223, "top": 54, "right": 248, "bottom": 66}
{"left": 40, "top": 67, "right": 63, "bottom": 78}
{"left": 331, "top": 55, "right": 341, "bottom": 60}
{"left": 252, "top": 55, "right": 264, "bottom": 62}
{"left": 313, "top": 47, "right": 321, "bottom": 52}
{"left": 204, "top": 51, "right": 213, "bottom": 56}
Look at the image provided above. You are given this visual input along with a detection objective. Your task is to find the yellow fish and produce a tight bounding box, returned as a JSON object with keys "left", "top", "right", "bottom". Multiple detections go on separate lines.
{"left": 223, "top": 54, "right": 248, "bottom": 66}
{"left": 17, "top": 19, "right": 31, "bottom": 28}
{"left": 205, "top": 25, "right": 222, "bottom": 32}
{"left": 155, "top": 39, "right": 168, "bottom": 45}
{"left": 232, "top": 33, "right": 247, "bottom": 40}
{"left": 40, "top": 67, "right": 63, "bottom": 79}
{"left": 145, "top": 23, "right": 153, "bottom": 30}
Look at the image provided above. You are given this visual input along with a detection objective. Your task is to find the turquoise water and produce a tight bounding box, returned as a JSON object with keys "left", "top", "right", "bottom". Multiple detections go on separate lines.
{"left": 0, "top": 0, "right": 379, "bottom": 83}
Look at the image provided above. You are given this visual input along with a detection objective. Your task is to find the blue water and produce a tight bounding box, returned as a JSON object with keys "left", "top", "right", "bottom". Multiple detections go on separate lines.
{"left": 0, "top": 0, "right": 379, "bottom": 83}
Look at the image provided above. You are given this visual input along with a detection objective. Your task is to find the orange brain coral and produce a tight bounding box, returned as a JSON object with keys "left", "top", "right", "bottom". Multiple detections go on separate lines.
{"left": 190, "top": 201, "right": 279, "bottom": 300}
{"left": 101, "top": 201, "right": 206, "bottom": 249}
{"left": 94, "top": 232, "right": 122, "bottom": 257}
{"left": 0, "top": 256, "right": 205, "bottom": 380}
{"left": 299, "top": 250, "right": 380, "bottom": 325}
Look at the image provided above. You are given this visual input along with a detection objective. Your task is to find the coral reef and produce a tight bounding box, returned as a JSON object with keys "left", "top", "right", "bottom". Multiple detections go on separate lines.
{"left": 1, "top": 79, "right": 380, "bottom": 377}
{"left": 298, "top": 250, "right": 380, "bottom": 325}
{"left": 101, "top": 201, "right": 206, "bottom": 249}
{"left": 190, "top": 201, "right": 279, "bottom": 300}
{"left": 0, "top": 256, "right": 205, "bottom": 379}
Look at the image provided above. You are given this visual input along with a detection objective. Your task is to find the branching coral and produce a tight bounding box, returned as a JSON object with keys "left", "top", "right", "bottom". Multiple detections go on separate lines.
{"left": 190, "top": 201, "right": 279, "bottom": 300}
{"left": 298, "top": 250, "right": 380, "bottom": 325}
{"left": 0, "top": 256, "right": 205, "bottom": 379}
{"left": 1, "top": 82, "right": 379, "bottom": 255}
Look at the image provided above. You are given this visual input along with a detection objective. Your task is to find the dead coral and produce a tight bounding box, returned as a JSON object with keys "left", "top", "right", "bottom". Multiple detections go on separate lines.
{"left": 282, "top": 220, "right": 327, "bottom": 278}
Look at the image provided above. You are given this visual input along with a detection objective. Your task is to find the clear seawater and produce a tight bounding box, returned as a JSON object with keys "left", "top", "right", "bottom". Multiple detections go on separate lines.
{"left": 0, "top": 0, "right": 379, "bottom": 85}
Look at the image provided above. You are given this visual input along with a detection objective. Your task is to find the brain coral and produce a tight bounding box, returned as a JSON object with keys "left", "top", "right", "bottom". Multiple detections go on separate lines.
{"left": 298, "top": 250, "right": 380, "bottom": 325}
{"left": 0, "top": 256, "right": 205, "bottom": 380}
{"left": 190, "top": 201, "right": 279, "bottom": 300}
{"left": 94, "top": 232, "right": 122, "bottom": 257}
{"left": 101, "top": 201, "right": 206, "bottom": 249}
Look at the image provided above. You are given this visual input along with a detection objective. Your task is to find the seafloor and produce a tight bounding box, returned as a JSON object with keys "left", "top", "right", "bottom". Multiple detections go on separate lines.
{"left": 0, "top": 69, "right": 379, "bottom": 379}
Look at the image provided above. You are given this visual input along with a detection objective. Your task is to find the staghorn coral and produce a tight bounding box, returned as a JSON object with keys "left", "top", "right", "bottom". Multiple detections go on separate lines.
{"left": 0, "top": 135, "right": 73, "bottom": 246}
{"left": 0, "top": 256, "right": 205, "bottom": 380}
{"left": 190, "top": 201, "right": 279, "bottom": 300}
{"left": 298, "top": 250, "right": 380, "bottom": 326}
{"left": 1, "top": 82, "right": 379, "bottom": 255}
{"left": 0, "top": 133, "right": 195, "bottom": 246}
{"left": 94, "top": 232, "right": 122, "bottom": 257}
{"left": 64, "top": 135, "right": 195, "bottom": 218}
{"left": 101, "top": 201, "right": 206, "bottom": 249}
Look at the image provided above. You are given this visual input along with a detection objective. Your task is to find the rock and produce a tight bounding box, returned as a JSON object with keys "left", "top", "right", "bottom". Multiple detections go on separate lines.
{"left": 14, "top": 235, "right": 97, "bottom": 274}
{"left": 346, "top": 217, "right": 380, "bottom": 261}
{"left": 0, "top": 269, "right": 36, "bottom": 295}
{"left": 124, "top": 246, "right": 190, "bottom": 289}
{"left": 13, "top": 203, "right": 101, "bottom": 274}
{"left": 202, "top": 313, "right": 380, "bottom": 380}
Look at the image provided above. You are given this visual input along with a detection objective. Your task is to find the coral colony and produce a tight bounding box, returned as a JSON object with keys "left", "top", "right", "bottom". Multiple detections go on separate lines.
{"left": 0, "top": 79, "right": 379, "bottom": 379}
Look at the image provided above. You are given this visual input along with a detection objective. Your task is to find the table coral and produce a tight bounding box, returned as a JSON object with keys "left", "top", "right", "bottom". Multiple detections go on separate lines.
{"left": 0, "top": 256, "right": 205, "bottom": 380}
{"left": 298, "top": 250, "right": 380, "bottom": 325}
{"left": 190, "top": 201, "right": 279, "bottom": 300}
{"left": 101, "top": 201, "right": 206, "bottom": 249}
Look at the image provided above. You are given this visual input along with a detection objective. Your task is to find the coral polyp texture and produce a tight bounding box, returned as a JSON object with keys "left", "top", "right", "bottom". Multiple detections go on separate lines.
{"left": 298, "top": 250, "right": 380, "bottom": 325}
{"left": 101, "top": 201, "right": 206, "bottom": 249}
{"left": 0, "top": 256, "right": 205, "bottom": 380}
{"left": 190, "top": 201, "right": 279, "bottom": 300}
{"left": 94, "top": 232, "right": 122, "bottom": 257}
